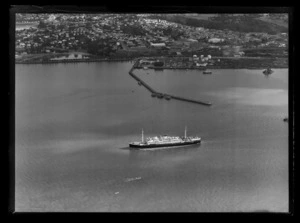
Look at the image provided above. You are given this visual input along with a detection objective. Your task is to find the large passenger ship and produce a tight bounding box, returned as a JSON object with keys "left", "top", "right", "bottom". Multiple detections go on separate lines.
{"left": 129, "top": 127, "right": 201, "bottom": 149}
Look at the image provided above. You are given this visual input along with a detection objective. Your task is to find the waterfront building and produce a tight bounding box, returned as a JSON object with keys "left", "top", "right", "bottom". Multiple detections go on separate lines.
{"left": 208, "top": 38, "right": 225, "bottom": 43}
{"left": 150, "top": 42, "right": 166, "bottom": 48}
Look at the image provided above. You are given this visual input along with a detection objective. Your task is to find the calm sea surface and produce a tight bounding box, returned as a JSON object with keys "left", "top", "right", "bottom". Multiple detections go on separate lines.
{"left": 15, "top": 62, "right": 289, "bottom": 212}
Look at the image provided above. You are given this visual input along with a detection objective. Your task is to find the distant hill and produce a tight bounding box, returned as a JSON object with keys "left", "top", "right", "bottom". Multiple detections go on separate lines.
{"left": 148, "top": 14, "right": 288, "bottom": 34}
{"left": 256, "top": 14, "right": 288, "bottom": 28}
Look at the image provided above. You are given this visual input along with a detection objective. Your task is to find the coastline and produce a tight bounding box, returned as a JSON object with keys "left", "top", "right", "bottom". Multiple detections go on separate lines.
{"left": 15, "top": 56, "right": 288, "bottom": 69}
{"left": 15, "top": 58, "right": 133, "bottom": 64}
{"left": 16, "top": 22, "right": 39, "bottom": 25}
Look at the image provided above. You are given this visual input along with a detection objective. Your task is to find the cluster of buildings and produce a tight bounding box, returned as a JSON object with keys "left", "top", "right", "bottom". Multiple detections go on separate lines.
{"left": 16, "top": 14, "right": 47, "bottom": 23}
{"left": 15, "top": 14, "right": 288, "bottom": 59}
{"left": 138, "top": 53, "right": 217, "bottom": 69}
{"left": 16, "top": 25, "right": 87, "bottom": 54}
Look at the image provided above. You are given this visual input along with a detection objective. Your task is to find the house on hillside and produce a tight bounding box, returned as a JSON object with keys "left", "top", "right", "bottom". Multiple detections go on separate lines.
{"left": 150, "top": 42, "right": 166, "bottom": 48}
{"left": 208, "top": 38, "right": 225, "bottom": 43}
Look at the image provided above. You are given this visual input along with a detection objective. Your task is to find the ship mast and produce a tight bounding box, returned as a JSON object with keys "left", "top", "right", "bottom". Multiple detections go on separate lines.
{"left": 142, "top": 128, "right": 144, "bottom": 143}
{"left": 185, "top": 126, "right": 187, "bottom": 138}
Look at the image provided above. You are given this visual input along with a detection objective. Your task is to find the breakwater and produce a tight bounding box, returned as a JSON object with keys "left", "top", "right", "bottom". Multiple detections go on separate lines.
{"left": 129, "top": 72, "right": 157, "bottom": 93}
{"left": 129, "top": 59, "right": 212, "bottom": 106}
{"left": 169, "top": 95, "right": 212, "bottom": 106}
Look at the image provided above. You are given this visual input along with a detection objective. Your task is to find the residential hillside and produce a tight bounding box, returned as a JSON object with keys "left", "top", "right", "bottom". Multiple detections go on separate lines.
{"left": 15, "top": 13, "right": 288, "bottom": 63}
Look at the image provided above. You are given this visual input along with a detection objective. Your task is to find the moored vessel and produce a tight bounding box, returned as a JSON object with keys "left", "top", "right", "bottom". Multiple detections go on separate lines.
{"left": 263, "top": 68, "right": 274, "bottom": 75}
{"left": 129, "top": 127, "right": 201, "bottom": 149}
{"left": 164, "top": 95, "right": 171, "bottom": 100}
{"left": 157, "top": 93, "right": 164, "bottom": 99}
{"left": 203, "top": 70, "right": 212, "bottom": 74}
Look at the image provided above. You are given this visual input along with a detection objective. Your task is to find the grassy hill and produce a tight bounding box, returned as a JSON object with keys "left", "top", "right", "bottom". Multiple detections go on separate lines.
{"left": 256, "top": 15, "right": 288, "bottom": 28}
{"left": 148, "top": 14, "right": 288, "bottom": 34}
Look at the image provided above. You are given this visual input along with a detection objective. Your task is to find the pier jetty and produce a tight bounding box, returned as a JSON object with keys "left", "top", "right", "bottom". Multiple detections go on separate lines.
{"left": 169, "top": 95, "right": 212, "bottom": 106}
{"left": 129, "top": 71, "right": 157, "bottom": 94}
{"left": 129, "top": 59, "right": 212, "bottom": 107}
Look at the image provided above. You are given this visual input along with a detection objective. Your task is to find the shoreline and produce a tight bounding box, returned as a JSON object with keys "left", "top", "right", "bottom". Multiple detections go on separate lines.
{"left": 16, "top": 58, "right": 133, "bottom": 64}
{"left": 16, "top": 22, "right": 39, "bottom": 25}
{"left": 133, "top": 66, "right": 288, "bottom": 70}
{"left": 15, "top": 58, "right": 288, "bottom": 69}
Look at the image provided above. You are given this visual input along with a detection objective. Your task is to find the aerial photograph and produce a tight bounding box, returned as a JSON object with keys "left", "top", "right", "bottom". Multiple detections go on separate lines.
{"left": 13, "top": 8, "right": 290, "bottom": 212}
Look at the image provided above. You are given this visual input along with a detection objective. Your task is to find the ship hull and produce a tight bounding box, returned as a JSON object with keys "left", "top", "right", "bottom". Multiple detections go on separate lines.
{"left": 129, "top": 140, "right": 201, "bottom": 149}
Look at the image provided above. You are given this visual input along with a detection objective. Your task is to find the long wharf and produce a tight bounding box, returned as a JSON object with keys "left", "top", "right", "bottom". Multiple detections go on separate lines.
{"left": 129, "top": 59, "right": 212, "bottom": 107}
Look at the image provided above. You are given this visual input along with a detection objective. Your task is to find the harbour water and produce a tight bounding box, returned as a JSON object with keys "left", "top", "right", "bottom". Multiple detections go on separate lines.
{"left": 15, "top": 62, "right": 289, "bottom": 212}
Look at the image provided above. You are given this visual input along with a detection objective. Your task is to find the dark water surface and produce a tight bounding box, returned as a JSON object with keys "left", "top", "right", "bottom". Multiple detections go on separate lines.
{"left": 15, "top": 62, "right": 288, "bottom": 212}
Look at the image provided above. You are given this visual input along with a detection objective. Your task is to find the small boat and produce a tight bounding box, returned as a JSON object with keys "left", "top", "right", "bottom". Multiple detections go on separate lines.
{"left": 203, "top": 70, "right": 212, "bottom": 74}
{"left": 164, "top": 95, "right": 171, "bottom": 100}
{"left": 151, "top": 93, "right": 157, "bottom": 97}
{"left": 157, "top": 94, "right": 163, "bottom": 99}
{"left": 263, "top": 68, "right": 274, "bottom": 75}
{"left": 143, "top": 66, "right": 148, "bottom": 70}
{"left": 283, "top": 117, "right": 288, "bottom": 122}
{"left": 138, "top": 81, "right": 142, "bottom": 86}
